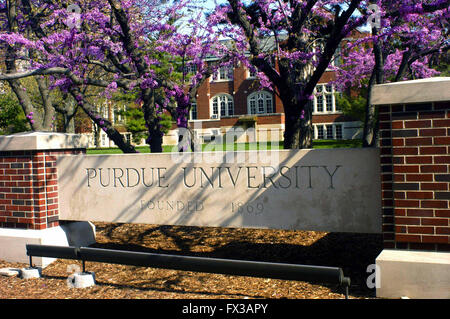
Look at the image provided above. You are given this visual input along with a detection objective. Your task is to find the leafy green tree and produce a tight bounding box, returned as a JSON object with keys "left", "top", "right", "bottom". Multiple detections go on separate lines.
{"left": 336, "top": 92, "right": 367, "bottom": 123}
{"left": 0, "top": 93, "right": 30, "bottom": 134}
{"left": 121, "top": 107, "right": 147, "bottom": 144}
{"left": 119, "top": 107, "right": 174, "bottom": 145}
{"left": 158, "top": 113, "right": 174, "bottom": 135}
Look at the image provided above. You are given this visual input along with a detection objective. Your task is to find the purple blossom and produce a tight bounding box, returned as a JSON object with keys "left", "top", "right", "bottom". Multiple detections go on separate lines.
{"left": 0, "top": 0, "right": 444, "bottom": 154}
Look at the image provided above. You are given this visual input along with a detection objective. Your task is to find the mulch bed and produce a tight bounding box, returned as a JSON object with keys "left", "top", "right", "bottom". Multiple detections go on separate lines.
{"left": 0, "top": 222, "right": 383, "bottom": 299}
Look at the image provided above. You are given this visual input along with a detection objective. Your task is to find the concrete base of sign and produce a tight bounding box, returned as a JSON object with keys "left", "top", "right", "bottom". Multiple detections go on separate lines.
{"left": 0, "top": 267, "right": 21, "bottom": 277}
{"left": 376, "top": 249, "right": 450, "bottom": 299}
{"left": 20, "top": 267, "right": 42, "bottom": 279}
{"left": 0, "top": 221, "right": 96, "bottom": 267}
{"left": 71, "top": 272, "right": 96, "bottom": 288}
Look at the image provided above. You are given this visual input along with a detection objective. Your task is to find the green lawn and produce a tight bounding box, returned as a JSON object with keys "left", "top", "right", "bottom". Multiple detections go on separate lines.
{"left": 312, "top": 139, "right": 362, "bottom": 149}
{"left": 87, "top": 139, "right": 362, "bottom": 155}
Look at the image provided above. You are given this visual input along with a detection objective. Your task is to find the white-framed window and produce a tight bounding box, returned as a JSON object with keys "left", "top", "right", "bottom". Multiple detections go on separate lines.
{"left": 212, "top": 65, "right": 233, "bottom": 82}
{"left": 190, "top": 101, "right": 197, "bottom": 120}
{"left": 316, "top": 95, "right": 324, "bottom": 112}
{"left": 314, "top": 123, "right": 344, "bottom": 140}
{"left": 98, "top": 105, "right": 109, "bottom": 120}
{"left": 335, "top": 124, "right": 343, "bottom": 140}
{"left": 247, "top": 91, "right": 273, "bottom": 115}
{"left": 211, "top": 94, "right": 234, "bottom": 119}
{"left": 313, "top": 83, "right": 339, "bottom": 114}
{"left": 101, "top": 133, "right": 106, "bottom": 146}
{"left": 317, "top": 125, "right": 324, "bottom": 140}
{"left": 326, "top": 124, "right": 334, "bottom": 139}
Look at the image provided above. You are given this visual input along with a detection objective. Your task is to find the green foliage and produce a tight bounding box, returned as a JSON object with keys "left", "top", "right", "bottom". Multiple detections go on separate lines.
{"left": 336, "top": 92, "right": 366, "bottom": 123}
{"left": 119, "top": 107, "right": 174, "bottom": 144}
{"left": 430, "top": 51, "right": 449, "bottom": 77}
{"left": 0, "top": 93, "right": 30, "bottom": 134}
{"left": 158, "top": 113, "right": 174, "bottom": 135}
{"left": 119, "top": 107, "right": 147, "bottom": 144}
{"left": 435, "top": 60, "right": 450, "bottom": 77}
{"left": 313, "top": 139, "right": 362, "bottom": 149}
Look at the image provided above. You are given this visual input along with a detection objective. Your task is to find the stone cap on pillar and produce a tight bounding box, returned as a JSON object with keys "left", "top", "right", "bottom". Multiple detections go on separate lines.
{"left": 0, "top": 131, "right": 89, "bottom": 151}
{"left": 372, "top": 77, "right": 450, "bottom": 105}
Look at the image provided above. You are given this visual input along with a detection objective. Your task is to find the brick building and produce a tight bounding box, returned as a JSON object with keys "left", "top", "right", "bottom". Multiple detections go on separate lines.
{"left": 180, "top": 33, "right": 365, "bottom": 145}
{"left": 79, "top": 33, "right": 365, "bottom": 148}
{"left": 183, "top": 61, "right": 362, "bottom": 145}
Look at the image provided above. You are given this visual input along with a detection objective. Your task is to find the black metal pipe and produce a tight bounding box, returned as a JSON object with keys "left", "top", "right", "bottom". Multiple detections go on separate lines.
{"left": 25, "top": 244, "right": 351, "bottom": 290}
{"left": 79, "top": 247, "right": 348, "bottom": 286}
{"left": 26, "top": 244, "right": 81, "bottom": 260}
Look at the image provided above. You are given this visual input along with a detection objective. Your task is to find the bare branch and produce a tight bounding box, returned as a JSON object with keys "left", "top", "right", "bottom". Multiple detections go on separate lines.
{"left": 0, "top": 67, "right": 135, "bottom": 90}
{"left": 0, "top": 67, "right": 69, "bottom": 80}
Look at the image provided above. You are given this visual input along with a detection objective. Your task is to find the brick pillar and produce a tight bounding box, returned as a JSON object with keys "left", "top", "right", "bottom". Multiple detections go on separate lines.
{"left": 0, "top": 149, "right": 84, "bottom": 230}
{"left": 378, "top": 101, "right": 450, "bottom": 251}
{"left": 372, "top": 78, "right": 450, "bottom": 299}
{"left": 0, "top": 132, "right": 95, "bottom": 266}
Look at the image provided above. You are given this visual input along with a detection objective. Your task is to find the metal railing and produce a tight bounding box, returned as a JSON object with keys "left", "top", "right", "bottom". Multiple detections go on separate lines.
{"left": 26, "top": 244, "right": 351, "bottom": 298}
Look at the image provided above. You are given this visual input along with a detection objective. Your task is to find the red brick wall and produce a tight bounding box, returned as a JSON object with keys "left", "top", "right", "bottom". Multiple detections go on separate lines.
{"left": 195, "top": 64, "right": 345, "bottom": 125}
{"left": 379, "top": 101, "right": 450, "bottom": 251}
{"left": 0, "top": 149, "right": 85, "bottom": 230}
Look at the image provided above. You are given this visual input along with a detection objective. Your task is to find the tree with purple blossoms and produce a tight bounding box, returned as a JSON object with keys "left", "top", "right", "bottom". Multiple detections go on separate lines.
{"left": 0, "top": 0, "right": 137, "bottom": 151}
{"left": 208, "top": 0, "right": 449, "bottom": 149}
{"left": 0, "top": 0, "right": 225, "bottom": 153}
{"left": 0, "top": 0, "right": 447, "bottom": 153}
{"left": 334, "top": 0, "right": 449, "bottom": 147}
{"left": 209, "top": 0, "right": 374, "bottom": 149}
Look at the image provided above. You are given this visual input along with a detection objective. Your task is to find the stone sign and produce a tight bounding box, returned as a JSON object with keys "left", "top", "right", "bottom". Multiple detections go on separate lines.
{"left": 57, "top": 148, "right": 381, "bottom": 233}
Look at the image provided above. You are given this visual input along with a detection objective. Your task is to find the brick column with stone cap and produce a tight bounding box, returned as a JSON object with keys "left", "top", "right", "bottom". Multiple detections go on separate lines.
{"left": 0, "top": 132, "right": 95, "bottom": 267}
{"left": 372, "top": 77, "right": 450, "bottom": 299}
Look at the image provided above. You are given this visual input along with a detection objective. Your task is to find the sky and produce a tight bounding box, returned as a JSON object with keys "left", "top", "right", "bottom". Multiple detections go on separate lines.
{"left": 178, "top": 0, "right": 370, "bottom": 33}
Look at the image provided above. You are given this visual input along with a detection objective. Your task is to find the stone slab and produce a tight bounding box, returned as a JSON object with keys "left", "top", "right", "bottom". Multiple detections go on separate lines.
{"left": 57, "top": 148, "right": 382, "bottom": 233}
{"left": 376, "top": 249, "right": 450, "bottom": 299}
{"left": 20, "top": 267, "right": 42, "bottom": 279}
{"left": 0, "top": 222, "right": 95, "bottom": 267}
{"left": 71, "top": 272, "right": 96, "bottom": 288}
{"left": 0, "top": 131, "right": 88, "bottom": 151}
{"left": 371, "top": 77, "right": 450, "bottom": 105}
{"left": 0, "top": 267, "right": 21, "bottom": 277}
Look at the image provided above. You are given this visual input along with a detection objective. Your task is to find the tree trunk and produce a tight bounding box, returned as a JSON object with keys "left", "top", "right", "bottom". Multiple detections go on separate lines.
{"left": 362, "top": 27, "right": 384, "bottom": 148}
{"left": 362, "top": 71, "right": 378, "bottom": 147}
{"left": 81, "top": 104, "right": 137, "bottom": 153}
{"left": 94, "top": 125, "right": 100, "bottom": 149}
{"left": 283, "top": 99, "right": 313, "bottom": 149}
{"left": 35, "top": 76, "right": 55, "bottom": 130}
{"left": 142, "top": 90, "right": 164, "bottom": 153}
{"left": 147, "top": 124, "right": 164, "bottom": 153}
{"left": 299, "top": 100, "right": 314, "bottom": 149}
{"left": 64, "top": 114, "right": 75, "bottom": 133}
{"left": 69, "top": 87, "right": 137, "bottom": 153}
